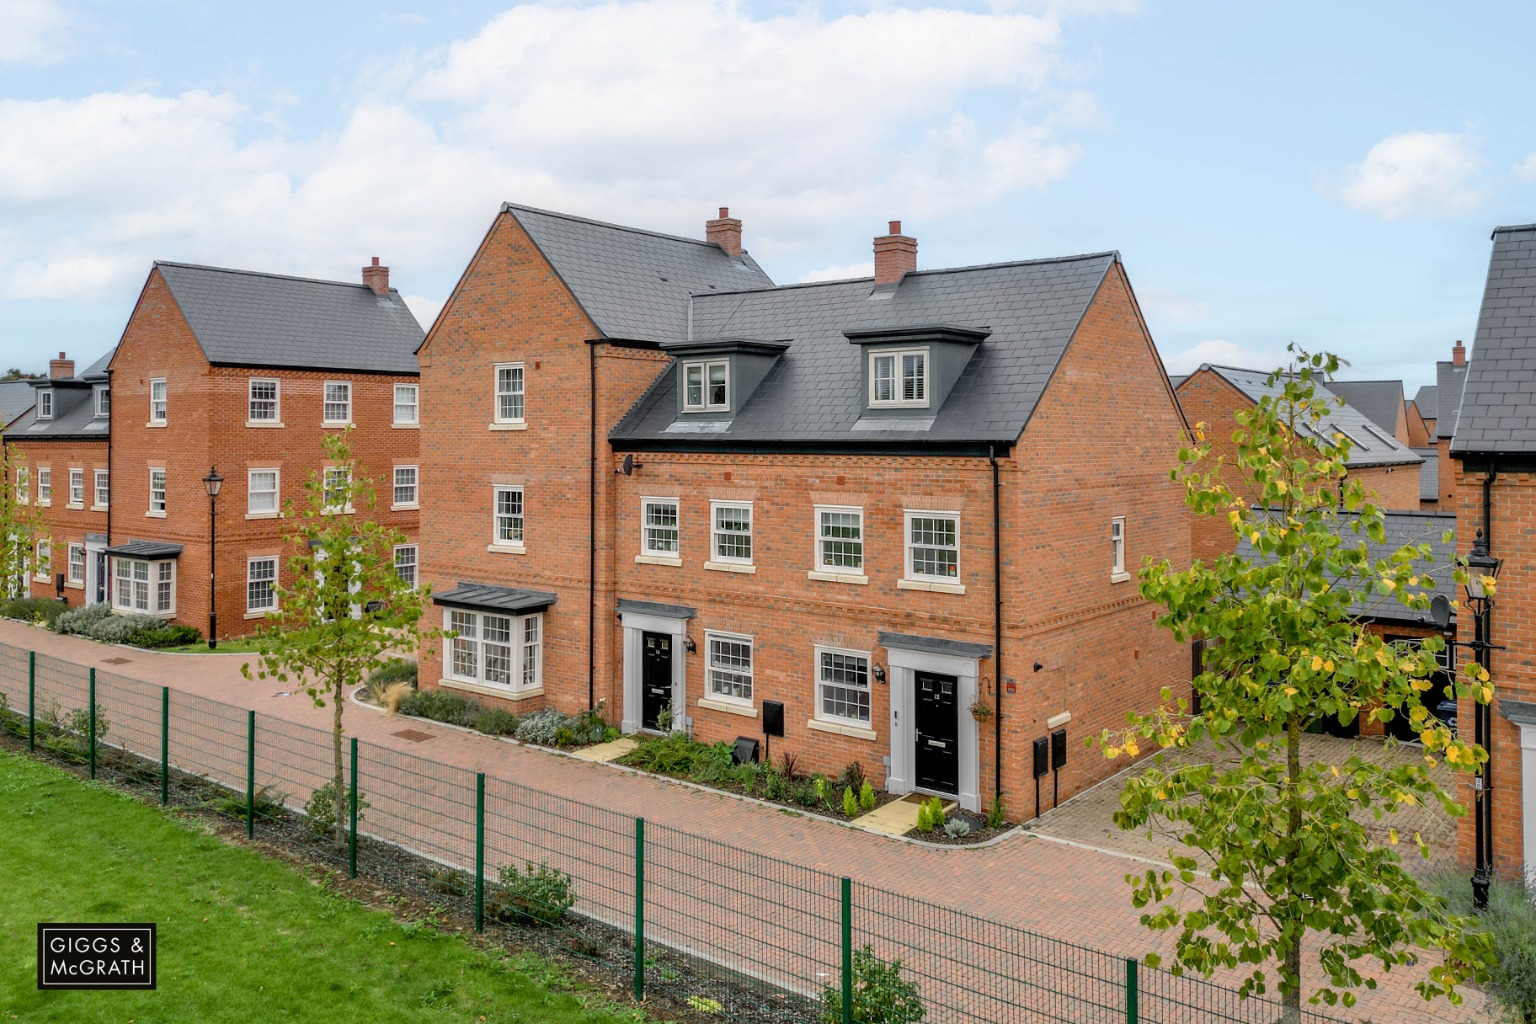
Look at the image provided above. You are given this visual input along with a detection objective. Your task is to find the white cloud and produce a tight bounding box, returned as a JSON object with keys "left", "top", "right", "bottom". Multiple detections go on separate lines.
{"left": 1162, "top": 339, "right": 1287, "bottom": 376}
{"left": 0, "top": 0, "right": 72, "bottom": 64}
{"left": 401, "top": 293, "right": 445, "bottom": 331}
{"left": 1337, "top": 131, "right": 1483, "bottom": 220}
{"left": 1138, "top": 286, "right": 1209, "bottom": 324}
{"left": 798, "top": 261, "right": 874, "bottom": 283}
{"left": 1514, "top": 153, "right": 1536, "bottom": 182}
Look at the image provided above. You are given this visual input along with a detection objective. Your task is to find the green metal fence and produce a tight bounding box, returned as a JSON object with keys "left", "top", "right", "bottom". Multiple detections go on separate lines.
{"left": 0, "top": 639, "right": 1353, "bottom": 1024}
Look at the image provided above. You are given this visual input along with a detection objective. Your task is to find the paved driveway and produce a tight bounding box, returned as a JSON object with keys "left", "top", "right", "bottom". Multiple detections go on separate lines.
{"left": 0, "top": 620, "right": 1488, "bottom": 1024}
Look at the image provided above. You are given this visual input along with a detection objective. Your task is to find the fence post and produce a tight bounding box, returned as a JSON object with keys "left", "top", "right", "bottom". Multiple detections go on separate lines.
{"left": 160, "top": 686, "right": 169, "bottom": 806}
{"left": 841, "top": 877, "right": 853, "bottom": 1024}
{"left": 1125, "top": 957, "right": 1139, "bottom": 1024}
{"left": 475, "top": 772, "right": 485, "bottom": 934}
{"left": 633, "top": 817, "right": 645, "bottom": 1003}
{"left": 245, "top": 710, "right": 255, "bottom": 838}
{"left": 88, "top": 668, "right": 96, "bottom": 779}
{"left": 27, "top": 650, "right": 35, "bottom": 752}
{"left": 349, "top": 737, "right": 359, "bottom": 879}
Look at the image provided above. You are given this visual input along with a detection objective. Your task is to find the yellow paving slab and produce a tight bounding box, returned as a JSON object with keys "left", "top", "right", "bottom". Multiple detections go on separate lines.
{"left": 858, "top": 793, "right": 929, "bottom": 835}
{"left": 573, "top": 737, "right": 639, "bottom": 763}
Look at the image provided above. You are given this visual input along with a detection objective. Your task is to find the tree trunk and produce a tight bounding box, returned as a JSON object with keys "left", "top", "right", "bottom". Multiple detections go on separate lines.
{"left": 1281, "top": 709, "right": 1303, "bottom": 1024}
{"left": 332, "top": 668, "right": 345, "bottom": 845}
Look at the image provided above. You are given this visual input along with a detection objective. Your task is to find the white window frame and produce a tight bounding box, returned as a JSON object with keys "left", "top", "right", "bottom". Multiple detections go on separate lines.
{"left": 1111, "top": 516, "right": 1128, "bottom": 582}
{"left": 393, "top": 544, "right": 418, "bottom": 589}
{"left": 322, "top": 381, "right": 352, "bottom": 426}
{"left": 248, "top": 468, "right": 279, "bottom": 516}
{"left": 442, "top": 608, "right": 543, "bottom": 693}
{"left": 494, "top": 363, "right": 525, "bottom": 425}
{"left": 869, "top": 347, "right": 929, "bottom": 408}
{"left": 93, "top": 386, "right": 110, "bottom": 418}
{"left": 247, "top": 378, "right": 281, "bottom": 424}
{"left": 113, "top": 558, "right": 175, "bottom": 615}
{"left": 36, "top": 468, "right": 50, "bottom": 507}
{"left": 323, "top": 466, "right": 353, "bottom": 514}
{"left": 68, "top": 468, "right": 84, "bottom": 507}
{"left": 34, "top": 538, "right": 50, "bottom": 581}
{"left": 246, "top": 556, "right": 278, "bottom": 615}
{"left": 393, "top": 384, "right": 419, "bottom": 426}
{"left": 15, "top": 467, "right": 27, "bottom": 506}
{"left": 66, "top": 543, "right": 84, "bottom": 585}
{"left": 149, "top": 378, "right": 167, "bottom": 424}
{"left": 814, "top": 505, "right": 864, "bottom": 574}
{"left": 904, "top": 510, "right": 960, "bottom": 583}
{"left": 705, "top": 631, "right": 754, "bottom": 706}
{"left": 710, "top": 501, "right": 753, "bottom": 565}
{"left": 492, "top": 486, "right": 525, "bottom": 548}
{"left": 37, "top": 389, "right": 53, "bottom": 420}
{"left": 682, "top": 359, "right": 730, "bottom": 412}
{"left": 149, "top": 468, "right": 167, "bottom": 514}
{"left": 392, "top": 466, "right": 419, "bottom": 509}
{"left": 641, "top": 498, "right": 680, "bottom": 557}
{"left": 815, "top": 646, "right": 873, "bottom": 727}
{"left": 93, "top": 469, "right": 109, "bottom": 510}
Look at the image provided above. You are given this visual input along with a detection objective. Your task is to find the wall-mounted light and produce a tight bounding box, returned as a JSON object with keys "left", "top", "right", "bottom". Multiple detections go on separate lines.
{"left": 873, "top": 664, "right": 886, "bottom": 683}
{"left": 684, "top": 636, "right": 697, "bottom": 653}
{"left": 1032, "top": 661, "right": 1043, "bottom": 673}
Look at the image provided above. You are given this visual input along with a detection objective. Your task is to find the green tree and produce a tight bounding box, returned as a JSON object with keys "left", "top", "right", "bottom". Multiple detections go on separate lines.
{"left": 1099, "top": 348, "right": 1493, "bottom": 1020}
{"left": 242, "top": 433, "right": 431, "bottom": 842}
{"left": 0, "top": 443, "right": 41, "bottom": 597}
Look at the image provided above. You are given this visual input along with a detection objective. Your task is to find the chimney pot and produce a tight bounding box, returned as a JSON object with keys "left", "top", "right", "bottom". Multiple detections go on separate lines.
{"left": 874, "top": 220, "right": 917, "bottom": 286}
{"left": 57, "top": 351, "right": 65, "bottom": 359}
{"left": 362, "top": 258, "right": 390, "bottom": 296}
{"left": 371, "top": 256, "right": 380, "bottom": 267}
{"left": 1453, "top": 339, "right": 1466, "bottom": 367}
{"left": 706, "top": 207, "right": 743, "bottom": 258}
{"left": 889, "top": 220, "right": 901, "bottom": 234}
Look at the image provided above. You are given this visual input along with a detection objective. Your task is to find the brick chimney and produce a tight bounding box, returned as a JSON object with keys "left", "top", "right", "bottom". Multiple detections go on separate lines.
{"left": 1452, "top": 339, "right": 1466, "bottom": 366}
{"left": 362, "top": 257, "right": 390, "bottom": 296}
{"left": 874, "top": 220, "right": 917, "bottom": 285}
{"left": 49, "top": 352, "right": 74, "bottom": 380}
{"left": 706, "top": 207, "right": 742, "bottom": 257}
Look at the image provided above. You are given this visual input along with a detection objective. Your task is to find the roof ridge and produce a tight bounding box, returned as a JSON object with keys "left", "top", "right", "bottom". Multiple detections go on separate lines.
{"left": 502, "top": 202, "right": 724, "bottom": 250}
{"left": 155, "top": 260, "right": 393, "bottom": 293}
{"left": 1330, "top": 378, "right": 1404, "bottom": 386}
{"left": 1492, "top": 223, "right": 1536, "bottom": 235}
{"left": 699, "top": 251, "right": 1119, "bottom": 299}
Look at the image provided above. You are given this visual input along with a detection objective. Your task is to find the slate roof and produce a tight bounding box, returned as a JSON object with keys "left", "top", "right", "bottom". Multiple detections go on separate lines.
{"left": 1413, "top": 384, "right": 1438, "bottom": 422}
{"left": 612, "top": 253, "right": 1118, "bottom": 447}
{"left": 1197, "top": 365, "right": 1423, "bottom": 468}
{"left": 1451, "top": 224, "right": 1536, "bottom": 454}
{"left": 433, "top": 582, "right": 557, "bottom": 614}
{"left": 151, "top": 262, "right": 424, "bottom": 375}
{"left": 1436, "top": 359, "right": 1468, "bottom": 441}
{"left": 0, "top": 381, "right": 35, "bottom": 430}
{"left": 1326, "top": 380, "right": 1404, "bottom": 438}
{"left": 1235, "top": 509, "right": 1457, "bottom": 626}
{"left": 1413, "top": 447, "right": 1439, "bottom": 501}
{"left": 6, "top": 349, "right": 116, "bottom": 441}
{"left": 504, "top": 204, "right": 774, "bottom": 343}
{"left": 105, "top": 540, "right": 183, "bottom": 559}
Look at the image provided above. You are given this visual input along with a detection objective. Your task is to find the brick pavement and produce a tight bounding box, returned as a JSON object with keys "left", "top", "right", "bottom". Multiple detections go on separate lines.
{"left": 0, "top": 619, "right": 1489, "bottom": 1023}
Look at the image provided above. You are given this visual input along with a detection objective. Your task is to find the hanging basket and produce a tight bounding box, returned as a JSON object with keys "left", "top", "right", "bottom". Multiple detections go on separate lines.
{"left": 969, "top": 701, "right": 993, "bottom": 723}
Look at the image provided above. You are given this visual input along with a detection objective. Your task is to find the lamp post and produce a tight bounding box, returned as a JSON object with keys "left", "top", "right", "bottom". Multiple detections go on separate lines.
{"left": 1464, "top": 529, "right": 1503, "bottom": 910}
{"left": 203, "top": 467, "right": 223, "bottom": 650}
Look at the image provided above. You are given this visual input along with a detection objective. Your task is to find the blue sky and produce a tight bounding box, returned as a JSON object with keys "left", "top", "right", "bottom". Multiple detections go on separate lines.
{"left": 2, "top": 0, "right": 1533, "bottom": 396}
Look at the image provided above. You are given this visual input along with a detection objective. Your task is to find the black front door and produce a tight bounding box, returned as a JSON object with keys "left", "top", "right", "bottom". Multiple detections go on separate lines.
{"left": 914, "top": 671, "right": 959, "bottom": 793}
{"left": 641, "top": 632, "right": 673, "bottom": 730}
{"left": 94, "top": 552, "right": 107, "bottom": 604}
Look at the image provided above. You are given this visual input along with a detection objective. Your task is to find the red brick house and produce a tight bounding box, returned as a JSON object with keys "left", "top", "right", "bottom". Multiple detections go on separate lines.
{"left": 104, "top": 260, "right": 424, "bottom": 640}
{"left": 417, "top": 204, "right": 1189, "bottom": 817}
{"left": 5, "top": 351, "right": 114, "bottom": 603}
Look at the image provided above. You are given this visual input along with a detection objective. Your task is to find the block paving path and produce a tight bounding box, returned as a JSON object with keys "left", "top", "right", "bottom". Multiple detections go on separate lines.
{"left": 0, "top": 620, "right": 1487, "bottom": 1024}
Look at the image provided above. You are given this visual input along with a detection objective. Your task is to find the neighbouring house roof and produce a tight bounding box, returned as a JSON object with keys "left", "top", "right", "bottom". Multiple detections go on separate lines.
{"left": 1235, "top": 509, "right": 1457, "bottom": 626}
{"left": 611, "top": 252, "right": 1119, "bottom": 448}
{"left": 1326, "top": 380, "right": 1404, "bottom": 438}
{"left": 1413, "top": 447, "right": 1439, "bottom": 501}
{"left": 0, "top": 380, "right": 35, "bottom": 430}
{"left": 1167, "top": 374, "right": 1187, "bottom": 389}
{"left": 1436, "top": 359, "right": 1468, "bottom": 442}
{"left": 150, "top": 262, "right": 424, "bottom": 375}
{"left": 7, "top": 348, "right": 116, "bottom": 441}
{"left": 1451, "top": 224, "right": 1536, "bottom": 454}
{"left": 433, "top": 582, "right": 557, "bottom": 614}
{"left": 503, "top": 204, "right": 774, "bottom": 344}
{"left": 1413, "top": 384, "right": 1438, "bottom": 422}
{"left": 1196, "top": 365, "right": 1423, "bottom": 468}
{"left": 105, "top": 540, "right": 183, "bottom": 559}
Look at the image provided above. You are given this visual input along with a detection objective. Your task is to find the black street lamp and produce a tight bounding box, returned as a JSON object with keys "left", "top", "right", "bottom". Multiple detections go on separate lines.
{"left": 1464, "top": 529, "right": 1503, "bottom": 910}
{"left": 203, "top": 467, "right": 223, "bottom": 650}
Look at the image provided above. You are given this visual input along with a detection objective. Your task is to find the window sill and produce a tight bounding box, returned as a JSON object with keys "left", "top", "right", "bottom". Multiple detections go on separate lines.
{"left": 145, "top": 510, "right": 167, "bottom": 519}
{"left": 897, "top": 578, "right": 966, "bottom": 595}
{"left": 65, "top": 504, "right": 84, "bottom": 511}
{"left": 246, "top": 511, "right": 281, "bottom": 521}
{"left": 807, "top": 570, "right": 868, "bottom": 585}
{"left": 1110, "top": 571, "right": 1131, "bottom": 584}
{"left": 392, "top": 422, "right": 419, "bottom": 429}
{"left": 245, "top": 420, "right": 285, "bottom": 428}
{"left": 391, "top": 503, "right": 420, "bottom": 512}
{"left": 807, "top": 718, "right": 877, "bottom": 741}
{"left": 244, "top": 609, "right": 275, "bottom": 620}
{"left": 704, "top": 561, "right": 756, "bottom": 574}
{"left": 65, "top": 581, "right": 83, "bottom": 590}
{"left": 145, "top": 422, "right": 167, "bottom": 428}
{"left": 32, "top": 575, "right": 50, "bottom": 584}
{"left": 635, "top": 554, "right": 683, "bottom": 567}
{"left": 321, "top": 421, "right": 353, "bottom": 429}
{"left": 487, "top": 543, "right": 527, "bottom": 555}
{"left": 697, "top": 697, "right": 757, "bottom": 718}
{"left": 869, "top": 402, "right": 930, "bottom": 411}
{"left": 37, "top": 501, "right": 50, "bottom": 508}
{"left": 90, "top": 505, "right": 109, "bottom": 513}
{"left": 489, "top": 422, "right": 528, "bottom": 431}
{"left": 437, "top": 678, "right": 544, "bottom": 702}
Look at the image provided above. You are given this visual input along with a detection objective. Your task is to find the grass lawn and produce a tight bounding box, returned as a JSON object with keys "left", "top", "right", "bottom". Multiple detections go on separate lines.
{"left": 156, "top": 635, "right": 267, "bottom": 655}
{"left": 0, "top": 749, "right": 650, "bottom": 1023}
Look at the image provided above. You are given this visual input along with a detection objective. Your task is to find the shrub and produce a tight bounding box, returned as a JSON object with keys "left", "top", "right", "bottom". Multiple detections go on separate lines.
{"left": 837, "top": 761, "right": 866, "bottom": 793}
{"left": 943, "top": 818, "right": 972, "bottom": 839}
{"left": 820, "top": 945, "right": 925, "bottom": 1024}
{"left": 737, "top": 762, "right": 762, "bottom": 794}
{"left": 843, "top": 786, "right": 858, "bottom": 818}
{"left": 693, "top": 742, "right": 740, "bottom": 786}
{"left": 472, "top": 707, "right": 520, "bottom": 736}
{"left": 618, "top": 732, "right": 717, "bottom": 776}
{"left": 399, "top": 689, "right": 482, "bottom": 729}
{"left": 487, "top": 862, "right": 575, "bottom": 927}
{"left": 87, "top": 612, "right": 165, "bottom": 645}
{"left": 986, "top": 794, "right": 1007, "bottom": 829}
{"left": 860, "top": 780, "right": 877, "bottom": 811}
{"left": 304, "top": 782, "right": 367, "bottom": 838}
{"left": 128, "top": 623, "right": 201, "bottom": 649}
{"left": 763, "top": 768, "right": 788, "bottom": 801}
{"left": 924, "top": 797, "right": 946, "bottom": 833}
{"left": 368, "top": 659, "right": 418, "bottom": 688}
{"left": 779, "top": 751, "right": 802, "bottom": 782}
{"left": 375, "top": 682, "right": 414, "bottom": 715}
{"left": 514, "top": 708, "right": 568, "bottom": 746}
{"left": 791, "top": 780, "right": 820, "bottom": 808}
{"left": 1434, "top": 875, "right": 1536, "bottom": 1022}
{"left": 55, "top": 602, "right": 112, "bottom": 635}
{"left": 0, "top": 596, "right": 67, "bottom": 628}
{"left": 208, "top": 784, "right": 288, "bottom": 821}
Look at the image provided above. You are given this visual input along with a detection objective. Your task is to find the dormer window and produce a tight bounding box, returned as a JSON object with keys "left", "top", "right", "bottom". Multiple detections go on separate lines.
{"left": 869, "top": 348, "right": 928, "bottom": 408}
{"left": 683, "top": 360, "right": 730, "bottom": 412}
{"left": 93, "top": 386, "right": 110, "bottom": 418}
{"left": 37, "top": 390, "right": 53, "bottom": 420}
